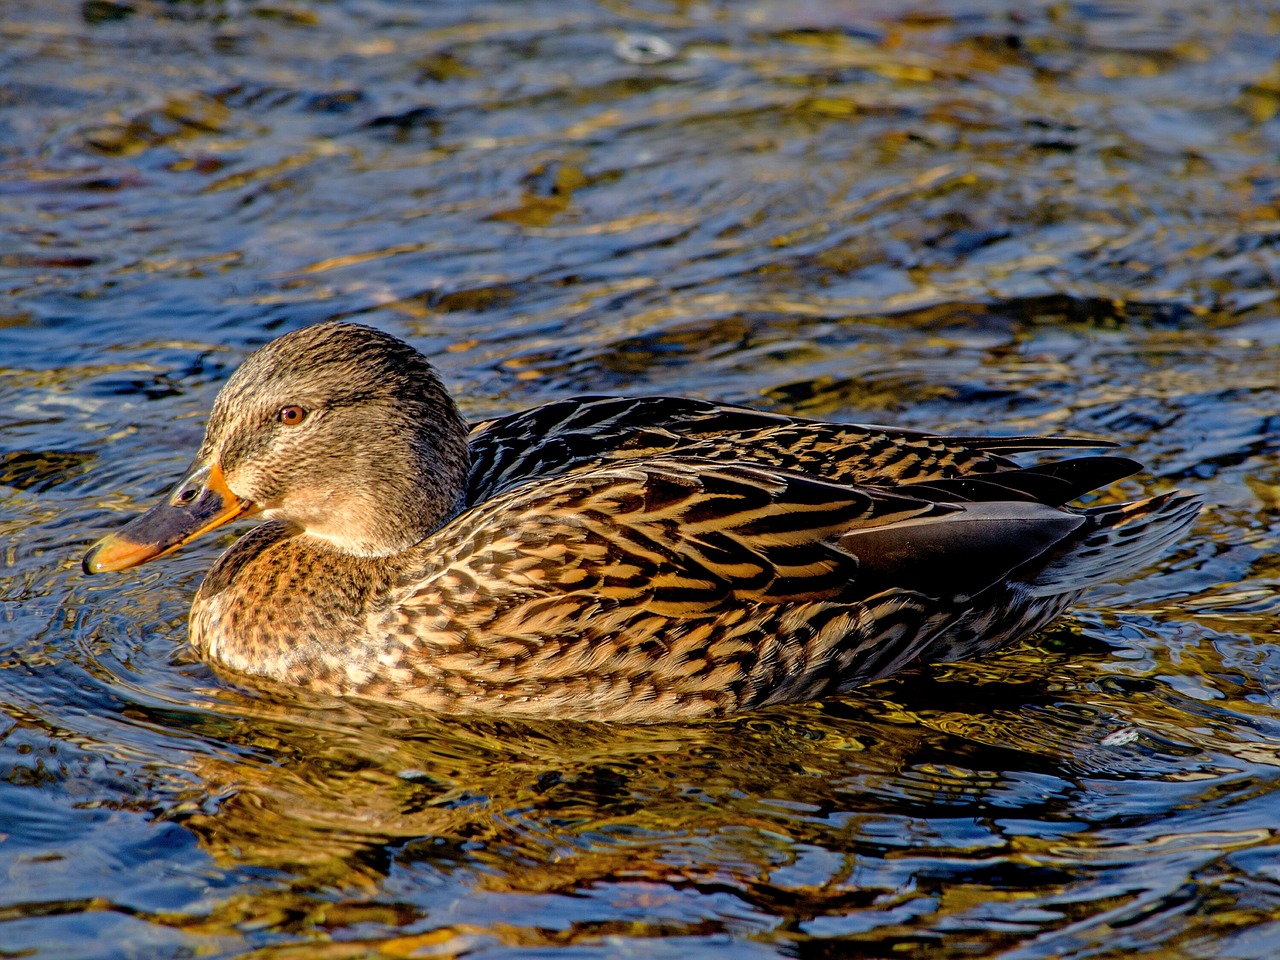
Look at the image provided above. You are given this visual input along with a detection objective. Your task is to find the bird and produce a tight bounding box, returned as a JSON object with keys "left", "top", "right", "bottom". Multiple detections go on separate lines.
{"left": 83, "top": 321, "right": 1200, "bottom": 722}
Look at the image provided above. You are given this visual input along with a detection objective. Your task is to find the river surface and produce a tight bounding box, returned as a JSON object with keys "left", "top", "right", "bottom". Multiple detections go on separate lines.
{"left": 3, "top": 1, "right": 1280, "bottom": 957}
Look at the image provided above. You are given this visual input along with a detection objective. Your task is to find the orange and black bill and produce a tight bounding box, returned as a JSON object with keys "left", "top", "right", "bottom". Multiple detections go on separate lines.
{"left": 83, "top": 461, "right": 252, "bottom": 574}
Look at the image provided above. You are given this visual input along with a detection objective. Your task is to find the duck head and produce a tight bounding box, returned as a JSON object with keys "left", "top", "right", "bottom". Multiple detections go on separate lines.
{"left": 84, "top": 321, "right": 470, "bottom": 573}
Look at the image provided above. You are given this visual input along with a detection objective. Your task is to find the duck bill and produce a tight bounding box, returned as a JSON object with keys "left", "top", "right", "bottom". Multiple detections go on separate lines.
{"left": 83, "top": 461, "right": 252, "bottom": 574}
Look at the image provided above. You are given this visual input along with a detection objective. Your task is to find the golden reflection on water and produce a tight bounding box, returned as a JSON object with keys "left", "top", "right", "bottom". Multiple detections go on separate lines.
{"left": 95, "top": 616, "right": 1269, "bottom": 953}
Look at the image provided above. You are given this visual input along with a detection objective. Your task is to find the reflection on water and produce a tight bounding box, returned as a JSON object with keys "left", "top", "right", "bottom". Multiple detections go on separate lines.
{"left": 4, "top": 0, "right": 1280, "bottom": 956}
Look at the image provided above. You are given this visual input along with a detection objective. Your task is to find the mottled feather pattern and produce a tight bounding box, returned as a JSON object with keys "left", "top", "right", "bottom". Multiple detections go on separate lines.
{"left": 87, "top": 323, "right": 1201, "bottom": 721}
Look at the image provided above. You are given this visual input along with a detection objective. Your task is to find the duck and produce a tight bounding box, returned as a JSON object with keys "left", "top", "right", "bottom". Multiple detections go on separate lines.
{"left": 83, "top": 321, "right": 1201, "bottom": 722}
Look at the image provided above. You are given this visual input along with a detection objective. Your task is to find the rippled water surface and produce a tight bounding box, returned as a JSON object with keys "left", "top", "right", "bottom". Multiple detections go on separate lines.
{"left": 4, "top": 0, "right": 1280, "bottom": 956}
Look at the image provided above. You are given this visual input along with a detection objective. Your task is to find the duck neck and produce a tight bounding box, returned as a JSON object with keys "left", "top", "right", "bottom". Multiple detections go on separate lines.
{"left": 376, "top": 367, "right": 472, "bottom": 550}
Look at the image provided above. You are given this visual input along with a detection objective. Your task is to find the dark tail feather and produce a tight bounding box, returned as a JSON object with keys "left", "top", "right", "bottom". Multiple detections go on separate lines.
{"left": 903, "top": 456, "right": 1142, "bottom": 507}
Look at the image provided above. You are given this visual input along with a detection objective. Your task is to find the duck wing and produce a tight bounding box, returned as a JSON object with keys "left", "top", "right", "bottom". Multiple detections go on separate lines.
{"left": 388, "top": 456, "right": 1128, "bottom": 719}
{"left": 428, "top": 457, "right": 1113, "bottom": 611}
{"left": 466, "top": 395, "right": 1115, "bottom": 504}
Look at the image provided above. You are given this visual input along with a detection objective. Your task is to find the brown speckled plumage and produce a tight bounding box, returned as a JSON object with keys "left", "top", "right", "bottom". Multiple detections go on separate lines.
{"left": 85, "top": 321, "right": 1201, "bottom": 721}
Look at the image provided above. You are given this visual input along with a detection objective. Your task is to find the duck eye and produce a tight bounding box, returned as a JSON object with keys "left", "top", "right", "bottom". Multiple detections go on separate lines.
{"left": 277, "top": 405, "right": 308, "bottom": 426}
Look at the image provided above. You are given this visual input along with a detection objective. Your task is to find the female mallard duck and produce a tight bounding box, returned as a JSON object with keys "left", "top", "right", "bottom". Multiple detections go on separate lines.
{"left": 84, "top": 321, "right": 1199, "bottom": 721}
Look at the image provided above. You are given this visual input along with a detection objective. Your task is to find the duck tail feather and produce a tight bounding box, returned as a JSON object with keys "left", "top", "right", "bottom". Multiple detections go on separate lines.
{"left": 902, "top": 456, "right": 1142, "bottom": 507}
{"left": 1022, "top": 491, "right": 1202, "bottom": 596}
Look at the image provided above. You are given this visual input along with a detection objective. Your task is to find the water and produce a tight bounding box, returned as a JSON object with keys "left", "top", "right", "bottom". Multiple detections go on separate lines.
{"left": 3, "top": 0, "right": 1280, "bottom": 956}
